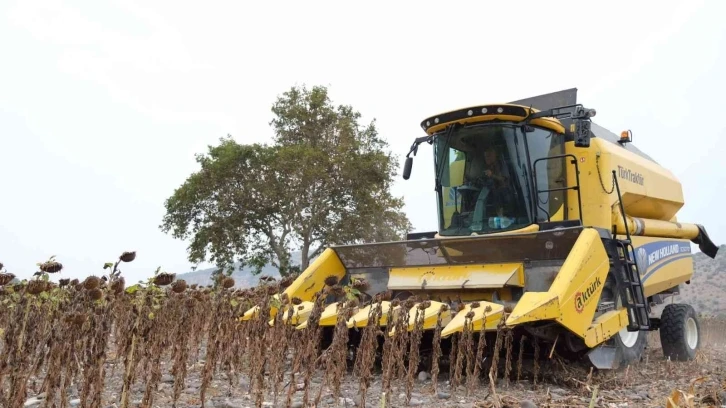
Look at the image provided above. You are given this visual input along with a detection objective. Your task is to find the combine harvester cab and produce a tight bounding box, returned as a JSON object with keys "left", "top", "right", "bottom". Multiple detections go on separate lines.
{"left": 242, "top": 89, "right": 719, "bottom": 370}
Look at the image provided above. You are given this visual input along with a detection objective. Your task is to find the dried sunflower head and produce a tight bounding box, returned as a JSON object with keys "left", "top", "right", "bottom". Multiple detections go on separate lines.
{"left": 171, "top": 280, "right": 187, "bottom": 293}
{"left": 27, "top": 280, "right": 47, "bottom": 295}
{"left": 279, "top": 275, "right": 295, "bottom": 289}
{"left": 0, "top": 272, "right": 15, "bottom": 286}
{"left": 324, "top": 275, "right": 339, "bottom": 287}
{"left": 291, "top": 296, "right": 303, "bottom": 305}
{"left": 84, "top": 276, "right": 101, "bottom": 290}
{"left": 39, "top": 260, "right": 63, "bottom": 273}
{"left": 153, "top": 272, "right": 175, "bottom": 286}
{"left": 456, "top": 303, "right": 466, "bottom": 312}
{"left": 58, "top": 278, "right": 70, "bottom": 287}
{"left": 465, "top": 311, "right": 475, "bottom": 319}
{"left": 119, "top": 251, "right": 136, "bottom": 263}
{"left": 222, "top": 277, "right": 235, "bottom": 289}
{"left": 329, "top": 284, "right": 345, "bottom": 297}
{"left": 351, "top": 278, "right": 370, "bottom": 291}
{"left": 471, "top": 302, "right": 481, "bottom": 309}
{"left": 110, "top": 277, "right": 125, "bottom": 294}
{"left": 404, "top": 297, "right": 416, "bottom": 309}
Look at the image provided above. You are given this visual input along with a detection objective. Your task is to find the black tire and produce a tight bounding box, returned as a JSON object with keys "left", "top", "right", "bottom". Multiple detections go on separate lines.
{"left": 659, "top": 304, "right": 700, "bottom": 361}
{"left": 588, "top": 273, "right": 646, "bottom": 369}
{"left": 611, "top": 324, "right": 647, "bottom": 367}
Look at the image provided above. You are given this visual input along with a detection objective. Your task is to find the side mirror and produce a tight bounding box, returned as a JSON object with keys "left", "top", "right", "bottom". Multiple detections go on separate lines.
{"left": 403, "top": 156, "right": 413, "bottom": 180}
{"left": 573, "top": 119, "right": 591, "bottom": 148}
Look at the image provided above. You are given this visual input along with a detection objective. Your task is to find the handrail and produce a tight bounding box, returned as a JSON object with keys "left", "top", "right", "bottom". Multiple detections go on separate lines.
{"left": 532, "top": 154, "right": 583, "bottom": 224}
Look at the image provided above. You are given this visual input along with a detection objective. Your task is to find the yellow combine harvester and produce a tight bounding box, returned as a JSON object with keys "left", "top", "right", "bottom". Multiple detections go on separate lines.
{"left": 243, "top": 89, "right": 719, "bottom": 370}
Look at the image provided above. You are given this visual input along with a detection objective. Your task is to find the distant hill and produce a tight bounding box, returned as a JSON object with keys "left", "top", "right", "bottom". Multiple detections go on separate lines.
{"left": 176, "top": 245, "right": 726, "bottom": 317}
{"left": 176, "top": 251, "right": 302, "bottom": 288}
{"left": 674, "top": 244, "right": 726, "bottom": 317}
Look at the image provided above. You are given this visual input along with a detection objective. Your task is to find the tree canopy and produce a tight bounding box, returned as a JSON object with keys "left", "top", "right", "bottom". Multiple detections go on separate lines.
{"left": 161, "top": 85, "right": 412, "bottom": 276}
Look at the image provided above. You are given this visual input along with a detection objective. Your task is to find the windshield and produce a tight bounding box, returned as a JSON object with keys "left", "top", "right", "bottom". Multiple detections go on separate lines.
{"left": 434, "top": 124, "right": 565, "bottom": 236}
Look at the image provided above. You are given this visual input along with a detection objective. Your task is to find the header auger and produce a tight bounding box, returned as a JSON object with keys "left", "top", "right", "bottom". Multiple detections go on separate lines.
{"left": 241, "top": 88, "right": 719, "bottom": 374}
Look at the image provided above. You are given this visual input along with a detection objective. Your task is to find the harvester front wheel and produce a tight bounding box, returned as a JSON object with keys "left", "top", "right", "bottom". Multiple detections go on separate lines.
{"left": 659, "top": 303, "right": 700, "bottom": 361}
{"left": 612, "top": 321, "right": 647, "bottom": 365}
{"left": 587, "top": 275, "right": 646, "bottom": 369}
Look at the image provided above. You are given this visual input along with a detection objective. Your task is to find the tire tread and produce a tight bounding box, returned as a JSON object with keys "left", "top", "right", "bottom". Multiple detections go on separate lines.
{"left": 659, "top": 304, "right": 698, "bottom": 361}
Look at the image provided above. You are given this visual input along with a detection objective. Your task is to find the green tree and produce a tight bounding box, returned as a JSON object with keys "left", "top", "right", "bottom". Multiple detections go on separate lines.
{"left": 160, "top": 85, "right": 411, "bottom": 276}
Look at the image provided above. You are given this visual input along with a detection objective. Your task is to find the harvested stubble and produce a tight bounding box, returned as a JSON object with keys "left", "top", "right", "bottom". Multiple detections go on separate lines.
{"left": 0, "top": 254, "right": 725, "bottom": 408}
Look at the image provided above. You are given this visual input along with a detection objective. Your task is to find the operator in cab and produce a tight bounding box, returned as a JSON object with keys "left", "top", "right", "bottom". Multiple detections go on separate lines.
{"left": 483, "top": 147, "right": 509, "bottom": 191}
{"left": 456, "top": 145, "right": 515, "bottom": 231}
{"left": 480, "top": 146, "right": 514, "bottom": 217}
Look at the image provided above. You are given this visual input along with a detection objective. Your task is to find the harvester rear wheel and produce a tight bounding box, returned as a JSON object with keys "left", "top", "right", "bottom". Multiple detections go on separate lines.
{"left": 659, "top": 303, "right": 700, "bottom": 361}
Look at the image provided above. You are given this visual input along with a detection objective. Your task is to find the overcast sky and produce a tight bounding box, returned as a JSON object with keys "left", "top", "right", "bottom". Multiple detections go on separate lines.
{"left": 1, "top": 0, "right": 724, "bottom": 284}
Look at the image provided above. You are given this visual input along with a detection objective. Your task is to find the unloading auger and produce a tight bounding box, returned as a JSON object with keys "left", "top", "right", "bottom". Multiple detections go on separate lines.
{"left": 242, "top": 88, "right": 719, "bottom": 370}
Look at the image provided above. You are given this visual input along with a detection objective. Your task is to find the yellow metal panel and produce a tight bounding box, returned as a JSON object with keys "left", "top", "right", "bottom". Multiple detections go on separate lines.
{"left": 435, "top": 224, "right": 540, "bottom": 241}
{"left": 241, "top": 248, "right": 346, "bottom": 321}
{"left": 240, "top": 295, "right": 280, "bottom": 321}
{"left": 508, "top": 265, "right": 525, "bottom": 287}
{"left": 296, "top": 302, "right": 359, "bottom": 329}
{"left": 506, "top": 292, "right": 560, "bottom": 326}
{"left": 347, "top": 301, "right": 393, "bottom": 328}
{"left": 270, "top": 301, "right": 315, "bottom": 326}
{"left": 505, "top": 229, "right": 614, "bottom": 343}
{"left": 440, "top": 301, "right": 505, "bottom": 338}
{"left": 388, "top": 301, "right": 453, "bottom": 336}
{"left": 548, "top": 228, "right": 610, "bottom": 338}
{"left": 584, "top": 308, "right": 630, "bottom": 348}
{"left": 642, "top": 256, "right": 692, "bottom": 297}
{"left": 564, "top": 137, "right": 689, "bottom": 230}
{"left": 388, "top": 263, "right": 523, "bottom": 290}
{"left": 283, "top": 248, "right": 346, "bottom": 302}
{"left": 612, "top": 209, "right": 701, "bottom": 240}
{"left": 405, "top": 301, "right": 452, "bottom": 331}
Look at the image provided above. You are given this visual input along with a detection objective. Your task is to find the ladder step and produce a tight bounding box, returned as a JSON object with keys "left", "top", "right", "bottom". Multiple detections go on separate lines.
{"left": 613, "top": 238, "right": 651, "bottom": 330}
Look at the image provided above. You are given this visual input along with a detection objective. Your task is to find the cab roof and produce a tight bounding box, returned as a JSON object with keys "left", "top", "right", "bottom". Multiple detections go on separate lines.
{"left": 420, "top": 103, "right": 565, "bottom": 135}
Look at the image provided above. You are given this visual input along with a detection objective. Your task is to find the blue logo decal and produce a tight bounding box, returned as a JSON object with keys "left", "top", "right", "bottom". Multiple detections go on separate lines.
{"left": 630, "top": 240, "right": 692, "bottom": 282}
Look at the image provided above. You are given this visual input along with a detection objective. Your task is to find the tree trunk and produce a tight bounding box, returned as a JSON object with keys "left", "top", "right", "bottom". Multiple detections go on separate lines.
{"left": 301, "top": 238, "right": 311, "bottom": 272}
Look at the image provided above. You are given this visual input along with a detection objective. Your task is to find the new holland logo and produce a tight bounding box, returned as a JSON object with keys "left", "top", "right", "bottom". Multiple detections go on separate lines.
{"left": 636, "top": 247, "right": 648, "bottom": 275}
{"left": 574, "top": 276, "right": 602, "bottom": 313}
